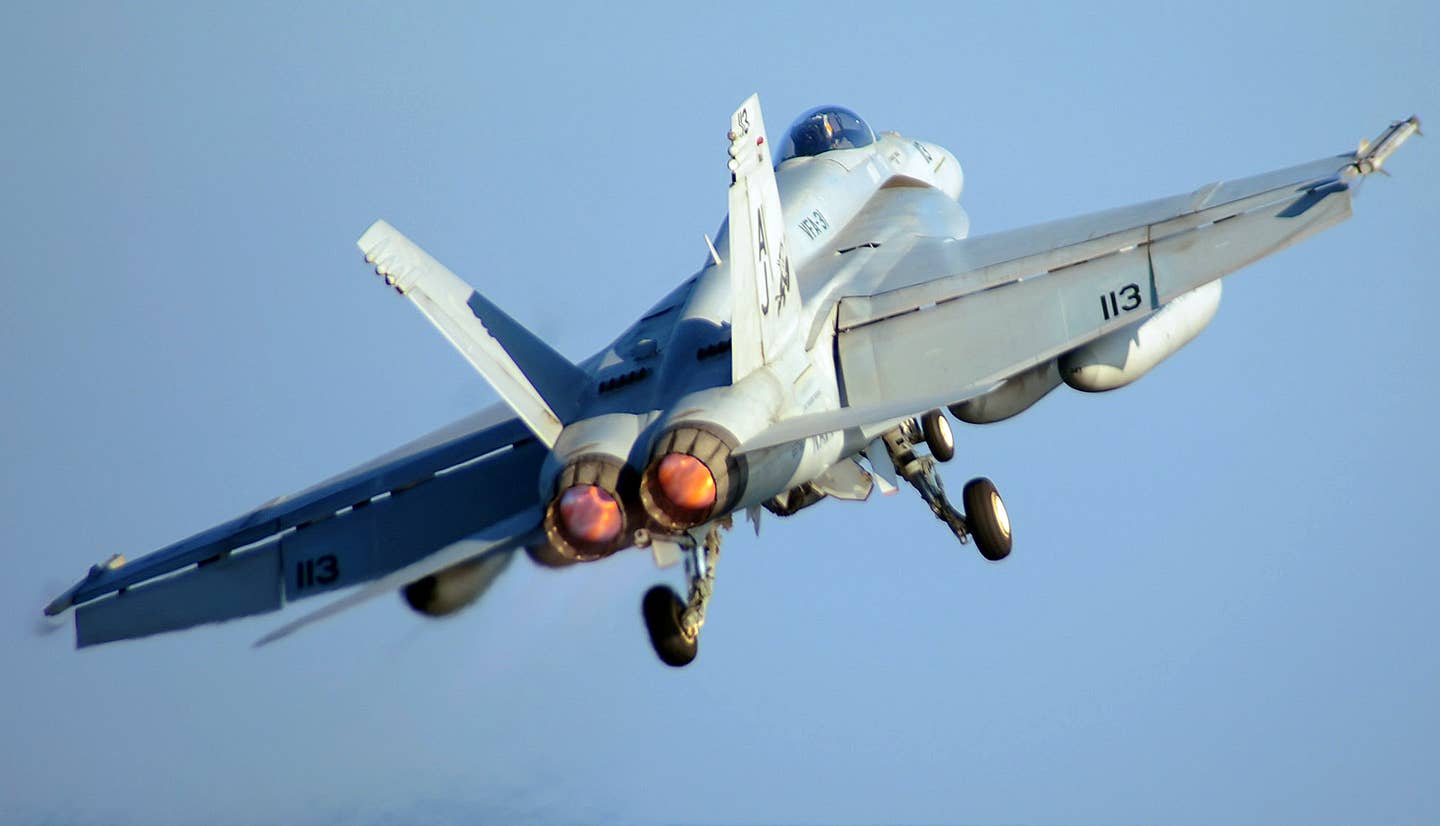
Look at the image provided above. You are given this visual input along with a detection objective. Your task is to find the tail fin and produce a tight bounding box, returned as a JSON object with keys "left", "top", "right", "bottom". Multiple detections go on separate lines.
{"left": 727, "top": 94, "right": 803, "bottom": 382}
{"left": 358, "top": 220, "right": 586, "bottom": 448}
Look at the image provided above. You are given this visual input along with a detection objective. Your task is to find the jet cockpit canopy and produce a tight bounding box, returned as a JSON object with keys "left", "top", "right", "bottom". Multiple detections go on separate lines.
{"left": 777, "top": 106, "right": 875, "bottom": 163}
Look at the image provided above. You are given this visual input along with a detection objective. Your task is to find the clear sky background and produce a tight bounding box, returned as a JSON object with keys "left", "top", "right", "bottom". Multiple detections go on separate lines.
{"left": 3, "top": 2, "right": 1436, "bottom": 824}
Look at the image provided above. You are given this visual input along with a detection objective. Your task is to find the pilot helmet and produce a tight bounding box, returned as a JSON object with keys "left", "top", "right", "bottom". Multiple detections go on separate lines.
{"left": 792, "top": 111, "right": 844, "bottom": 156}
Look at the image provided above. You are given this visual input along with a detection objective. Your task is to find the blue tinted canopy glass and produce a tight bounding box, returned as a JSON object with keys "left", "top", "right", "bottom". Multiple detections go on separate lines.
{"left": 777, "top": 106, "right": 875, "bottom": 163}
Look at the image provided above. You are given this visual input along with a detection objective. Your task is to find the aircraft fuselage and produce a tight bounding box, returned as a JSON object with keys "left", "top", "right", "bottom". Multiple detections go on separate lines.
{"left": 539, "top": 129, "right": 968, "bottom": 555}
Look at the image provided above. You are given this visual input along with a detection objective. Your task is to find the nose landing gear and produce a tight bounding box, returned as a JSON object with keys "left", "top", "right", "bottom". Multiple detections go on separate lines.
{"left": 639, "top": 523, "right": 723, "bottom": 667}
{"left": 641, "top": 585, "right": 697, "bottom": 667}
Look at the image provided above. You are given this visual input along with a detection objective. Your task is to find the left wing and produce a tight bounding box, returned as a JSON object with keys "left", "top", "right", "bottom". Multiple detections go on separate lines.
{"left": 44, "top": 403, "right": 545, "bottom": 646}
{"left": 252, "top": 507, "right": 541, "bottom": 647}
{"left": 742, "top": 116, "right": 1420, "bottom": 452}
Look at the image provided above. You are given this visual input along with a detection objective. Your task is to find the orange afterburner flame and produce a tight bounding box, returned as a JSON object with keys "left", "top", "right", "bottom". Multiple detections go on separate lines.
{"left": 557, "top": 485, "right": 623, "bottom": 545}
{"left": 657, "top": 454, "right": 717, "bottom": 512}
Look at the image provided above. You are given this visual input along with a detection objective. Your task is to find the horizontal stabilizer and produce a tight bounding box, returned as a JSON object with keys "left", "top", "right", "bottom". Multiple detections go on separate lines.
{"left": 359, "top": 220, "right": 586, "bottom": 447}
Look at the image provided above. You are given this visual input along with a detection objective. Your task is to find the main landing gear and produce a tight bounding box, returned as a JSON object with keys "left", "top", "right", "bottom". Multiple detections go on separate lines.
{"left": 881, "top": 411, "right": 1012, "bottom": 562}
{"left": 633, "top": 409, "right": 1011, "bottom": 667}
{"left": 637, "top": 523, "right": 723, "bottom": 667}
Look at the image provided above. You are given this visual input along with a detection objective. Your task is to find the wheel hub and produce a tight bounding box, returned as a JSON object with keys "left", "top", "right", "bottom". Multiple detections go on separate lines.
{"left": 991, "top": 491, "right": 1011, "bottom": 537}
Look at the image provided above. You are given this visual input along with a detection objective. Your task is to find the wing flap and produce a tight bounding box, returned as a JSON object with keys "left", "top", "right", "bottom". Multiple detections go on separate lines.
{"left": 277, "top": 440, "right": 543, "bottom": 603}
{"left": 745, "top": 246, "right": 1156, "bottom": 452}
{"left": 255, "top": 507, "right": 540, "bottom": 647}
{"left": 833, "top": 246, "right": 1156, "bottom": 432}
{"left": 65, "top": 439, "right": 545, "bottom": 647}
{"left": 47, "top": 404, "right": 531, "bottom": 615}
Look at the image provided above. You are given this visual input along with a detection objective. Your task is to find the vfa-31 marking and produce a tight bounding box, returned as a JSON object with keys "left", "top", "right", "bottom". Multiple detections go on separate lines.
{"left": 798, "top": 209, "right": 830, "bottom": 241}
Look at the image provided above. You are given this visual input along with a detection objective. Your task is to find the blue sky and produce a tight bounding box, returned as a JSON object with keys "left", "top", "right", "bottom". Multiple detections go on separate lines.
{"left": 3, "top": 2, "right": 1437, "bottom": 824}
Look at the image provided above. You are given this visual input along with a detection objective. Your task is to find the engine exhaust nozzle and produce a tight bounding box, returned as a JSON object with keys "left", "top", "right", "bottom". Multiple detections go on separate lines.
{"left": 640, "top": 426, "right": 738, "bottom": 531}
{"left": 543, "top": 457, "right": 633, "bottom": 561}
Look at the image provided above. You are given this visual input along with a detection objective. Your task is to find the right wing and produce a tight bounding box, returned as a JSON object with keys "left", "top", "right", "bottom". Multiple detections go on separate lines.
{"left": 742, "top": 116, "right": 1420, "bottom": 452}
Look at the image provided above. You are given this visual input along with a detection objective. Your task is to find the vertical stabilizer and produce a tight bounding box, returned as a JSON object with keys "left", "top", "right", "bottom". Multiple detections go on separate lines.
{"left": 728, "top": 94, "right": 803, "bottom": 382}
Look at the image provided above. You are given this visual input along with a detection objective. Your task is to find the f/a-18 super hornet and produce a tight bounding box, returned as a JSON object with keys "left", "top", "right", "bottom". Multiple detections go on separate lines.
{"left": 45, "top": 96, "right": 1419, "bottom": 666}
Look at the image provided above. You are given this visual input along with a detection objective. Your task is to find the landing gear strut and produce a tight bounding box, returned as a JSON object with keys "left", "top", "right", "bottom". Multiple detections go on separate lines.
{"left": 640, "top": 523, "right": 723, "bottom": 667}
{"left": 880, "top": 413, "right": 1012, "bottom": 562}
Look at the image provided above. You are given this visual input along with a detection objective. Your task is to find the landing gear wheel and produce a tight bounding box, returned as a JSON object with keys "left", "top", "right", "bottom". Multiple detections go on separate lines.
{"left": 642, "top": 585, "right": 698, "bottom": 667}
{"left": 962, "top": 477, "right": 1012, "bottom": 561}
{"left": 921, "top": 410, "right": 955, "bottom": 462}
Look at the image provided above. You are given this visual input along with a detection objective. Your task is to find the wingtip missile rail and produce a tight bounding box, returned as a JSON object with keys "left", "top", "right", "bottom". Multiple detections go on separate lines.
{"left": 1353, "top": 115, "right": 1421, "bottom": 176}
{"left": 43, "top": 554, "right": 125, "bottom": 616}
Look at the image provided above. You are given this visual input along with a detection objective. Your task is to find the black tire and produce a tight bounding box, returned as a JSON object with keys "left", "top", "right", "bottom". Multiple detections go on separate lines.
{"left": 642, "top": 585, "right": 698, "bottom": 667}
{"left": 962, "top": 477, "right": 1012, "bottom": 561}
{"left": 921, "top": 410, "right": 955, "bottom": 462}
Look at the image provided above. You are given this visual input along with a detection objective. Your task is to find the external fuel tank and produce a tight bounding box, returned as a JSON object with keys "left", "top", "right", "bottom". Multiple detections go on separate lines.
{"left": 1060, "top": 281, "right": 1222, "bottom": 392}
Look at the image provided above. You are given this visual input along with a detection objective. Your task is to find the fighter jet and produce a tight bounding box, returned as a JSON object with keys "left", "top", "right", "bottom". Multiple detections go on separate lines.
{"left": 44, "top": 96, "right": 1420, "bottom": 666}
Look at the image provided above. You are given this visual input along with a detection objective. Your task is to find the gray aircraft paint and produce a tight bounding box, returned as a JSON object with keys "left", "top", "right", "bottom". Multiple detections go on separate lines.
{"left": 43, "top": 100, "right": 1419, "bottom": 654}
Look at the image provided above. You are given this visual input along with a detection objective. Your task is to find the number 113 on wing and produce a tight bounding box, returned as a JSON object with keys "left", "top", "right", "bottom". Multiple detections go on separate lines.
{"left": 1100, "top": 283, "right": 1143, "bottom": 320}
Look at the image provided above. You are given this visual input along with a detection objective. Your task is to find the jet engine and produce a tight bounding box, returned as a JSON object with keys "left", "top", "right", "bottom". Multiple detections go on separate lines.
{"left": 526, "top": 413, "right": 647, "bottom": 567}
{"left": 1061, "top": 281, "right": 1222, "bottom": 392}
{"left": 541, "top": 456, "right": 633, "bottom": 563}
{"left": 402, "top": 552, "right": 513, "bottom": 617}
{"left": 639, "top": 425, "right": 739, "bottom": 532}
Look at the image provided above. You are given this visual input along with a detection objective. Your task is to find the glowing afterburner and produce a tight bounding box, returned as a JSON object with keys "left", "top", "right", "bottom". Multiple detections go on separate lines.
{"left": 640, "top": 426, "right": 738, "bottom": 531}
{"left": 541, "top": 457, "right": 632, "bottom": 562}
{"left": 558, "top": 485, "right": 623, "bottom": 545}
{"left": 656, "top": 454, "right": 717, "bottom": 512}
